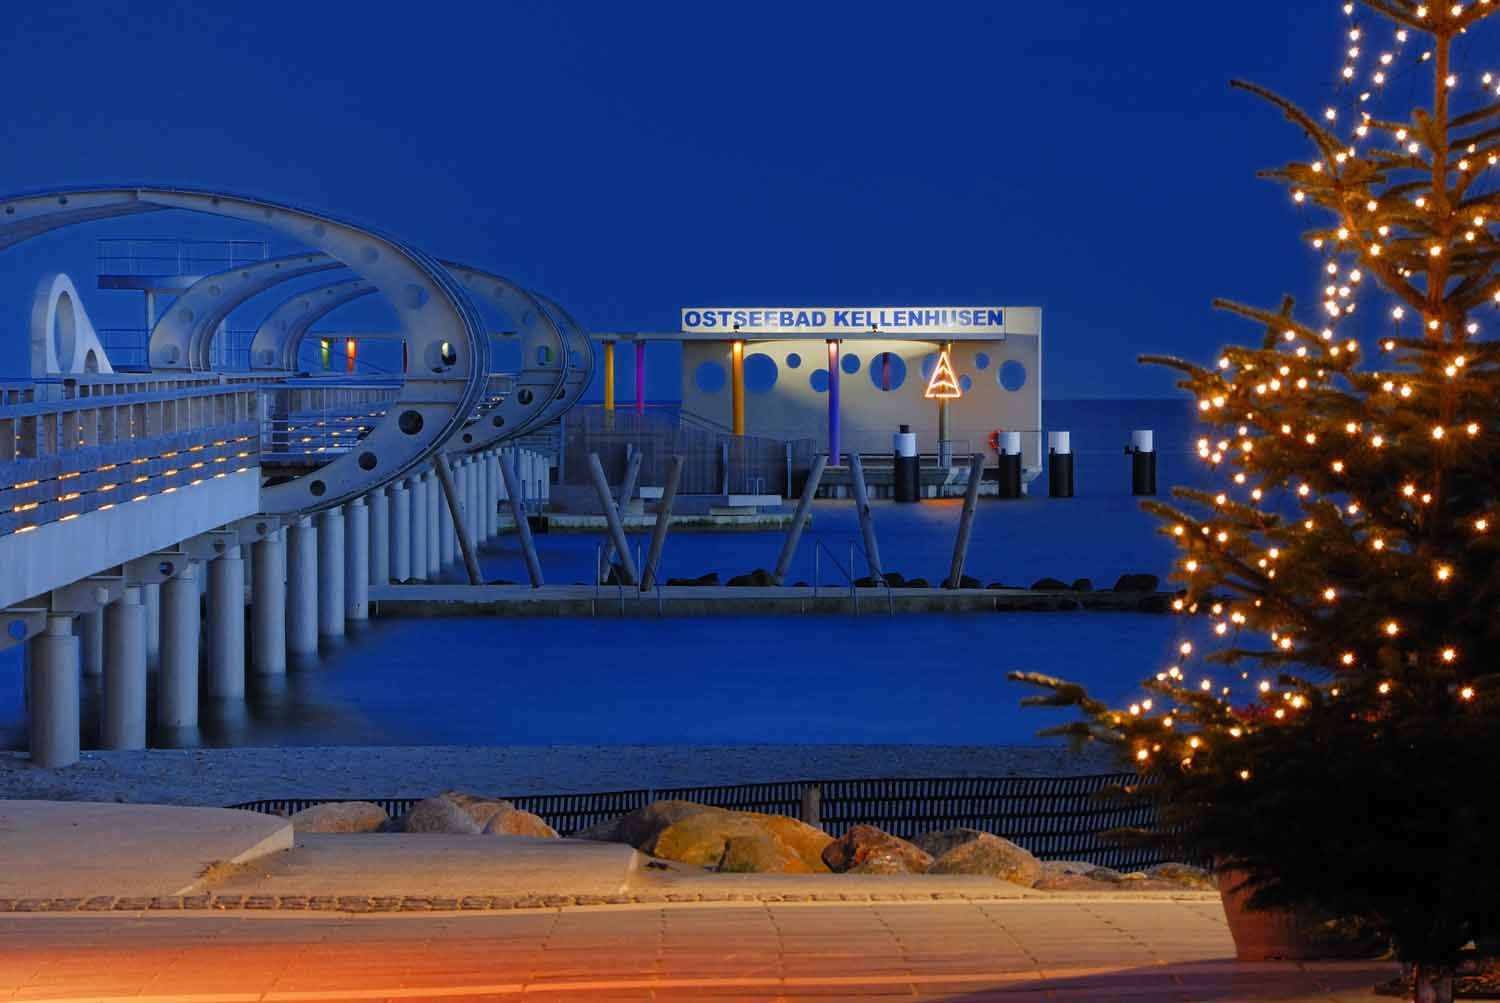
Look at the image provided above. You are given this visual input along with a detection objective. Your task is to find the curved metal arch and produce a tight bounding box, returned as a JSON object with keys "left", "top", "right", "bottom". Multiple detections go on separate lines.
{"left": 528, "top": 290, "right": 595, "bottom": 429}
{"left": 0, "top": 186, "right": 490, "bottom": 515}
{"left": 150, "top": 252, "right": 345, "bottom": 370}
{"left": 442, "top": 262, "right": 569, "bottom": 448}
{"left": 250, "top": 276, "right": 375, "bottom": 371}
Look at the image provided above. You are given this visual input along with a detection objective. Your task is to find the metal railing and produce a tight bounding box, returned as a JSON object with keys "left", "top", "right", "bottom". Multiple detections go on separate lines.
{"left": 228, "top": 773, "right": 1178, "bottom": 871}
{"left": 97, "top": 237, "right": 269, "bottom": 277}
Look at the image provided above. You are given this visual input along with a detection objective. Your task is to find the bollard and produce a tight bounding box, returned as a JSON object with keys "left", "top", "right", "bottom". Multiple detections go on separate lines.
{"left": 1048, "top": 431, "right": 1074, "bottom": 498}
{"left": 893, "top": 425, "right": 919, "bottom": 503}
{"left": 997, "top": 431, "right": 1023, "bottom": 499}
{"left": 1127, "top": 429, "right": 1156, "bottom": 496}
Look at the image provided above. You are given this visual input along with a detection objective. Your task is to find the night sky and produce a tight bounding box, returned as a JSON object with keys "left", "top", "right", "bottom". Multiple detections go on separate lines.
{"left": 0, "top": 2, "right": 1355, "bottom": 397}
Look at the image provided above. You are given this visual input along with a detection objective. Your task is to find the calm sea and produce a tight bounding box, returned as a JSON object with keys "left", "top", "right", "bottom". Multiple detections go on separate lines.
{"left": 0, "top": 398, "right": 1213, "bottom": 750}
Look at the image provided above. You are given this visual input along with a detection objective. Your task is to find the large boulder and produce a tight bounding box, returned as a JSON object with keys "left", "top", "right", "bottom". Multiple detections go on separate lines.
{"left": 482, "top": 806, "right": 559, "bottom": 839}
{"left": 393, "top": 796, "right": 482, "bottom": 834}
{"left": 579, "top": 801, "right": 830, "bottom": 873}
{"left": 718, "top": 834, "right": 809, "bottom": 874}
{"left": 439, "top": 791, "right": 515, "bottom": 829}
{"left": 1031, "top": 860, "right": 1183, "bottom": 892}
{"left": 822, "top": 825, "right": 932, "bottom": 874}
{"left": 1144, "top": 862, "right": 1215, "bottom": 889}
{"left": 1030, "top": 577, "right": 1071, "bottom": 591}
{"left": 289, "top": 801, "right": 388, "bottom": 834}
{"left": 915, "top": 829, "right": 1042, "bottom": 887}
{"left": 1113, "top": 573, "right": 1160, "bottom": 592}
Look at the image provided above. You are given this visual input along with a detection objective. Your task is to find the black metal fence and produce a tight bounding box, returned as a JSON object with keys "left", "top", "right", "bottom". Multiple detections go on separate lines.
{"left": 231, "top": 773, "right": 1170, "bottom": 871}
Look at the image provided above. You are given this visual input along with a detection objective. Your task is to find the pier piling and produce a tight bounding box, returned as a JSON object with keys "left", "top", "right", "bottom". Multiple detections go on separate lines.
{"left": 499, "top": 449, "right": 544, "bottom": 588}
{"left": 849, "top": 454, "right": 883, "bottom": 580}
{"left": 640, "top": 455, "right": 683, "bottom": 591}
{"left": 28, "top": 614, "right": 79, "bottom": 768}
{"left": 251, "top": 530, "right": 287, "bottom": 674}
{"left": 588, "top": 452, "right": 639, "bottom": 586}
{"left": 772, "top": 453, "right": 828, "bottom": 586}
{"left": 101, "top": 587, "right": 146, "bottom": 750}
{"left": 207, "top": 546, "right": 246, "bottom": 698}
{"left": 945, "top": 454, "right": 986, "bottom": 589}
{"left": 434, "top": 452, "right": 483, "bottom": 585}
{"left": 158, "top": 565, "right": 199, "bottom": 728}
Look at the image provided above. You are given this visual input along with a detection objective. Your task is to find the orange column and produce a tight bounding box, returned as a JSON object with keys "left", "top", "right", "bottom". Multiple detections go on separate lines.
{"left": 731, "top": 340, "right": 745, "bottom": 436}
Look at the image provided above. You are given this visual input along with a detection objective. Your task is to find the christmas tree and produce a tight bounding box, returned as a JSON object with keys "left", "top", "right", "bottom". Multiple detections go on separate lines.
{"left": 1012, "top": 4, "right": 1500, "bottom": 1000}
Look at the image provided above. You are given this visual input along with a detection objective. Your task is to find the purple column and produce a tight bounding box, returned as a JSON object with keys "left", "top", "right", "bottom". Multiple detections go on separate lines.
{"left": 827, "top": 339, "right": 841, "bottom": 465}
{"left": 635, "top": 341, "right": 646, "bottom": 415}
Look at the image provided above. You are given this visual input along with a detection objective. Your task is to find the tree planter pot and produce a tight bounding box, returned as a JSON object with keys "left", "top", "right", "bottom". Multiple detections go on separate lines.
{"left": 1216, "top": 868, "right": 1384, "bottom": 962}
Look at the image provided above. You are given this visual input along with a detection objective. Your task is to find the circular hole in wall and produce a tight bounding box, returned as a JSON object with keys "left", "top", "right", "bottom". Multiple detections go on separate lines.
{"left": 809, "top": 369, "right": 830, "bottom": 393}
{"left": 974, "top": 352, "right": 990, "bottom": 370}
{"left": 695, "top": 360, "right": 727, "bottom": 394}
{"left": 785, "top": 353, "right": 802, "bottom": 369}
{"left": 398, "top": 410, "right": 425, "bottom": 435}
{"left": 744, "top": 353, "right": 778, "bottom": 393}
{"left": 840, "top": 353, "right": 861, "bottom": 375}
{"left": 999, "top": 360, "right": 1027, "bottom": 392}
{"left": 959, "top": 374, "right": 973, "bottom": 393}
{"left": 517, "top": 388, "right": 535, "bottom": 406}
{"left": 310, "top": 480, "right": 327, "bottom": 497}
{"left": 358, "top": 451, "right": 378, "bottom": 470}
{"left": 868, "top": 353, "right": 907, "bottom": 391}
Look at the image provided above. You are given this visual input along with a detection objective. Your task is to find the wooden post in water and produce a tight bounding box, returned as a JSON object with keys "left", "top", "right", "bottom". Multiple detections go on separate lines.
{"left": 945, "top": 453, "right": 986, "bottom": 589}
{"left": 600, "top": 448, "right": 642, "bottom": 577}
{"left": 640, "top": 455, "right": 683, "bottom": 591}
{"left": 499, "top": 450, "right": 544, "bottom": 588}
{"left": 772, "top": 453, "right": 827, "bottom": 585}
{"left": 588, "top": 452, "right": 639, "bottom": 586}
{"left": 848, "top": 453, "right": 883, "bottom": 581}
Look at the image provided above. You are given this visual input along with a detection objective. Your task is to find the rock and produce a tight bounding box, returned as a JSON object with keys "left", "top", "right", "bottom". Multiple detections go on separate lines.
{"left": 726, "top": 569, "right": 773, "bottom": 587}
{"left": 392, "top": 797, "right": 481, "bottom": 834}
{"left": 918, "top": 830, "right": 1042, "bottom": 886}
{"left": 854, "top": 576, "right": 880, "bottom": 588}
{"left": 653, "top": 810, "right": 782, "bottom": 868}
{"left": 1030, "top": 577, "right": 1070, "bottom": 591}
{"left": 883, "top": 571, "right": 906, "bottom": 587}
{"left": 1139, "top": 594, "right": 1171, "bottom": 613}
{"left": 696, "top": 572, "right": 720, "bottom": 586}
{"left": 438, "top": 791, "right": 514, "bottom": 829}
{"left": 1070, "top": 578, "right": 1093, "bottom": 592}
{"left": 744, "top": 813, "right": 833, "bottom": 873}
{"left": 481, "top": 806, "right": 559, "bottom": 839}
{"left": 959, "top": 575, "right": 981, "bottom": 589}
{"left": 718, "top": 834, "right": 809, "bottom": 874}
{"left": 485, "top": 578, "right": 515, "bottom": 586}
{"left": 1112, "top": 573, "right": 1160, "bottom": 592}
{"left": 580, "top": 800, "right": 713, "bottom": 848}
{"left": 288, "top": 801, "right": 388, "bottom": 834}
{"left": 1145, "top": 862, "right": 1215, "bottom": 889}
{"left": 822, "top": 825, "right": 932, "bottom": 875}
{"left": 904, "top": 577, "right": 931, "bottom": 588}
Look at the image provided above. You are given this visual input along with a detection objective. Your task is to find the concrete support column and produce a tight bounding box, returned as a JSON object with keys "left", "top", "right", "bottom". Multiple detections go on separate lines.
{"left": 101, "top": 586, "right": 147, "bottom": 750}
{"left": 368, "top": 488, "right": 390, "bottom": 587}
{"left": 345, "top": 497, "right": 369, "bottom": 622}
{"left": 79, "top": 608, "right": 103, "bottom": 677}
{"left": 466, "top": 459, "right": 479, "bottom": 545}
{"left": 455, "top": 460, "right": 469, "bottom": 549}
{"left": 438, "top": 469, "right": 456, "bottom": 566}
{"left": 143, "top": 582, "right": 160, "bottom": 667}
{"left": 207, "top": 547, "right": 246, "bottom": 700}
{"left": 390, "top": 481, "right": 411, "bottom": 583}
{"left": 286, "top": 517, "right": 319, "bottom": 657}
{"left": 28, "top": 614, "right": 79, "bottom": 767}
{"left": 251, "top": 530, "right": 287, "bottom": 675}
{"left": 317, "top": 508, "right": 345, "bottom": 638}
{"left": 426, "top": 472, "right": 441, "bottom": 574}
{"left": 635, "top": 340, "right": 646, "bottom": 414}
{"left": 487, "top": 452, "right": 500, "bottom": 539}
{"left": 158, "top": 565, "right": 199, "bottom": 729}
{"left": 409, "top": 475, "right": 428, "bottom": 582}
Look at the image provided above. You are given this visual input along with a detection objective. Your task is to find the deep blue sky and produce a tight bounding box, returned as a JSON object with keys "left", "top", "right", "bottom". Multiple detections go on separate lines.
{"left": 0, "top": 1, "right": 1349, "bottom": 397}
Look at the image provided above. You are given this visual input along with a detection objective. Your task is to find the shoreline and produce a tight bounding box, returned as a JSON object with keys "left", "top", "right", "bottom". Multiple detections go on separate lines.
{"left": 0, "top": 744, "right": 1116, "bottom": 807}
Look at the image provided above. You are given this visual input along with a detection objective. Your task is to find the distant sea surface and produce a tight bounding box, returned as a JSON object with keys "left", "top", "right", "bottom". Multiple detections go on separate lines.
{"left": 0, "top": 398, "right": 1212, "bottom": 751}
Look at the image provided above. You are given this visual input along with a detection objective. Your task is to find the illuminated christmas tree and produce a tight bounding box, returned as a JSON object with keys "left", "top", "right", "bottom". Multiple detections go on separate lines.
{"left": 923, "top": 351, "right": 962, "bottom": 399}
{"left": 1013, "top": 4, "right": 1500, "bottom": 1000}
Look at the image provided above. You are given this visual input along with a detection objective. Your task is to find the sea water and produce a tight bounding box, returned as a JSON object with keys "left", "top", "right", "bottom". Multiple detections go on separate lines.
{"left": 0, "top": 398, "right": 1212, "bottom": 749}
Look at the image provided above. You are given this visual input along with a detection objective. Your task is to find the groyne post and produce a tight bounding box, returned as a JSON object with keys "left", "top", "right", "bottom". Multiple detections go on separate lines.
{"left": 849, "top": 453, "right": 883, "bottom": 580}
{"left": 640, "top": 455, "right": 683, "bottom": 591}
{"left": 434, "top": 452, "right": 483, "bottom": 585}
{"left": 588, "top": 452, "right": 639, "bottom": 586}
{"left": 799, "top": 784, "right": 822, "bottom": 828}
{"left": 601, "top": 449, "right": 642, "bottom": 575}
{"left": 499, "top": 449, "right": 544, "bottom": 588}
{"left": 945, "top": 453, "right": 986, "bottom": 589}
{"left": 772, "top": 453, "right": 827, "bottom": 585}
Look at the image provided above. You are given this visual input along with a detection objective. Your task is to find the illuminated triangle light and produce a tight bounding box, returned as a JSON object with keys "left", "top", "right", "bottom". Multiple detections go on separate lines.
{"left": 924, "top": 350, "right": 962, "bottom": 399}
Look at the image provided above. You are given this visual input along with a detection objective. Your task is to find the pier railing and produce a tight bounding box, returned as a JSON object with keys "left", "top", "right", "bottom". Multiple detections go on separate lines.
{"left": 230, "top": 773, "right": 1179, "bottom": 871}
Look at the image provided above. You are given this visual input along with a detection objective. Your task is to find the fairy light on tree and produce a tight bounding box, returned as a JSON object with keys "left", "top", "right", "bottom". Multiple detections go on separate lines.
{"left": 1012, "top": 4, "right": 1500, "bottom": 1001}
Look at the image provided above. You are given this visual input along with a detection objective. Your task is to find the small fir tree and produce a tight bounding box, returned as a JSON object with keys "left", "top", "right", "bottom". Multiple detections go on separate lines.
{"left": 1013, "top": 4, "right": 1500, "bottom": 1000}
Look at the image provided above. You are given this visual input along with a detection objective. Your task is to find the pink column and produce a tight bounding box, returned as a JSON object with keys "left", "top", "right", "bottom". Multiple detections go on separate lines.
{"left": 635, "top": 341, "right": 646, "bottom": 414}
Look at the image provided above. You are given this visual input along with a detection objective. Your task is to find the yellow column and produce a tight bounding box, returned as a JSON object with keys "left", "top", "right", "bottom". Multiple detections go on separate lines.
{"left": 731, "top": 340, "right": 745, "bottom": 436}
{"left": 603, "top": 341, "right": 615, "bottom": 411}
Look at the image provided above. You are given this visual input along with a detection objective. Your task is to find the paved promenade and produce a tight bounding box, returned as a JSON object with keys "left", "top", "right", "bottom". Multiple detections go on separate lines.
{"left": 0, "top": 898, "right": 1395, "bottom": 1002}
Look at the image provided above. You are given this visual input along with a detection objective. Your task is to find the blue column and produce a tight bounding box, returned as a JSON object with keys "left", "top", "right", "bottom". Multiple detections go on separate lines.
{"left": 827, "top": 339, "right": 841, "bottom": 464}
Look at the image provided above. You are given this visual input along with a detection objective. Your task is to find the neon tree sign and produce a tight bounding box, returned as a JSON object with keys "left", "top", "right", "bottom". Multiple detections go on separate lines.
{"left": 924, "top": 351, "right": 962, "bottom": 399}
